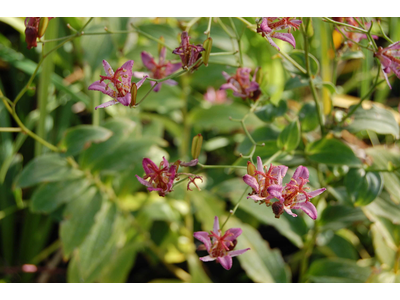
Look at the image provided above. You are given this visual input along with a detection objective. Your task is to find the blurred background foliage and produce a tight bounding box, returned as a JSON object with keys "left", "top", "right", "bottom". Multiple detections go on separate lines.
{"left": 0, "top": 17, "right": 399, "bottom": 283}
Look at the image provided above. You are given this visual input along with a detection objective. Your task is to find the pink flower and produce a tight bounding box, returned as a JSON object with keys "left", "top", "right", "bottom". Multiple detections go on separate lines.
{"left": 88, "top": 60, "right": 148, "bottom": 109}
{"left": 203, "top": 87, "right": 228, "bottom": 104}
{"left": 220, "top": 68, "right": 261, "bottom": 101}
{"left": 374, "top": 41, "right": 400, "bottom": 89}
{"left": 133, "top": 48, "right": 181, "bottom": 92}
{"left": 135, "top": 157, "right": 177, "bottom": 197}
{"left": 193, "top": 216, "right": 250, "bottom": 270}
{"left": 172, "top": 31, "right": 205, "bottom": 68}
{"left": 268, "top": 166, "right": 326, "bottom": 220}
{"left": 24, "top": 17, "right": 54, "bottom": 50}
{"left": 243, "top": 157, "right": 288, "bottom": 205}
{"left": 257, "top": 17, "right": 301, "bottom": 51}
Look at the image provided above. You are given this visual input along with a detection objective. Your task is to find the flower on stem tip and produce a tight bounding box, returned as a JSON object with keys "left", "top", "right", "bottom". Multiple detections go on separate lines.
{"left": 374, "top": 41, "right": 400, "bottom": 89}
{"left": 24, "top": 17, "right": 54, "bottom": 50}
{"left": 243, "top": 157, "right": 326, "bottom": 220}
{"left": 257, "top": 17, "right": 301, "bottom": 51}
{"left": 172, "top": 31, "right": 205, "bottom": 69}
{"left": 268, "top": 165, "right": 326, "bottom": 220}
{"left": 193, "top": 216, "right": 250, "bottom": 270}
{"left": 88, "top": 60, "right": 148, "bottom": 109}
{"left": 133, "top": 47, "right": 182, "bottom": 92}
{"left": 220, "top": 68, "right": 261, "bottom": 101}
{"left": 136, "top": 157, "right": 200, "bottom": 197}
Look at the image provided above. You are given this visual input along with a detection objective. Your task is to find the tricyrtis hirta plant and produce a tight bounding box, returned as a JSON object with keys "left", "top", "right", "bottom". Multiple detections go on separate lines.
{"left": 3, "top": 16, "right": 400, "bottom": 284}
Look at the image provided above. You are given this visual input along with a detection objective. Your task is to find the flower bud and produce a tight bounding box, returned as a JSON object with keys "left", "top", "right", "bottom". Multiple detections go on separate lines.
{"left": 247, "top": 161, "right": 256, "bottom": 176}
{"left": 129, "top": 82, "right": 137, "bottom": 107}
{"left": 272, "top": 201, "right": 284, "bottom": 218}
{"left": 191, "top": 133, "right": 203, "bottom": 159}
{"left": 202, "top": 37, "right": 212, "bottom": 67}
{"left": 38, "top": 17, "right": 49, "bottom": 38}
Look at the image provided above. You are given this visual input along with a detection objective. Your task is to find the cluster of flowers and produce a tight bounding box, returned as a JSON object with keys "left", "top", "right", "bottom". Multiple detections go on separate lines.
{"left": 243, "top": 157, "right": 326, "bottom": 220}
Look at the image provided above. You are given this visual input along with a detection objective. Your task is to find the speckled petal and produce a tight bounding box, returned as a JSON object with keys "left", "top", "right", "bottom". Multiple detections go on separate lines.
{"left": 217, "top": 255, "right": 233, "bottom": 270}
{"left": 224, "top": 228, "right": 242, "bottom": 242}
{"left": 135, "top": 175, "right": 152, "bottom": 187}
{"left": 136, "top": 75, "right": 149, "bottom": 89}
{"left": 243, "top": 175, "right": 260, "bottom": 193}
{"left": 88, "top": 81, "right": 115, "bottom": 98}
{"left": 292, "top": 201, "right": 317, "bottom": 220}
{"left": 142, "top": 158, "right": 159, "bottom": 175}
{"left": 228, "top": 248, "right": 250, "bottom": 257}
{"left": 266, "top": 35, "right": 280, "bottom": 51}
{"left": 272, "top": 32, "right": 296, "bottom": 48}
{"left": 193, "top": 231, "right": 212, "bottom": 252}
{"left": 199, "top": 255, "right": 216, "bottom": 262}
{"left": 296, "top": 188, "right": 327, "bottom": 201}
{"left": 117, "top": 93, "right": 131, "bottom": 106}
{"left": 284, "top": 207, "right": 298, "bottom": 218}
{"left": 95, "top": 100, "right": 118, "bottom": 110}
{"left": 141, "top": 52, "right": 156, "bottom": 71}
{"left": 102, "top": 60, "right": 114, "bottom": 76}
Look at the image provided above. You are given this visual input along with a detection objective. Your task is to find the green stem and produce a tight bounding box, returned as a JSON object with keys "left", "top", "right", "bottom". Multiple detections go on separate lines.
{"left": 209, "top": 51, "right": 238, "bottom": 56}
{"left": 205, "top": 17, "right": 212, "bottom": 37}
{"left": 0, "top": 127, "right": 21, "bottom": 132}
{"left": 394, "top": 245, "right": 400, "bottom": 274}
{"left": 220, "top": 187, "right": 250, "bottom": 231}
{"left": 377, "top": 21, "right": 394, "bottom": 44}
{"left": 299, "top": 227, "right": 318, "bottom": 282}
{"left": 340, "top": 68, "right": 380, "bottom": 124}
{"left": 217, "top": 18, "right": 235, "bottom": 39}
{"left": 229, "top": 17, "right": 243, "bottom": 67}
{"left": 303, "top": 18, "right": 325, "bottom": 135}
{"left": 279, "top": 51, "right": 307, "bottom": 74}
{"left": 185, "top": 17, "right": 202, "bottom": 33}
{"left": 322, "top": 17, "right": 368, "bottom": 33}
{"left": 198, "top": 163, "right": 246, "bottom": 170}
{"left": 236, "top": 17, "right": 253, "bottom": 27}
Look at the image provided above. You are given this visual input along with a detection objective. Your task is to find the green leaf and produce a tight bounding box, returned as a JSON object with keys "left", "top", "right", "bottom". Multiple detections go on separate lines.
{"left": 347, "top": 105, "right": 399, "bottom": 138}
{"left": 366, "top": 147, "right": 400, "bottom": 204}
{"left": 365, "top": 194, "right": 400, "bottom": 225}
{"left": 371, "top": 223, "right": 396, "bottom": 267}
{"left": 321, "top": 82, "right": 337, "bottom": 94}
{"left": 307, "top": 258, "right": 371, "bottom": 283}
{"left": 306, "top": 137, "right": 360, "bottom": 166}
{"left": 322, "top": 234, "right": 359, "bottom": 260}
{"left": 61, "top": 125, "right": 113, "bottom": 156}
{"left": 299, "top": 102, "right": 319, "bottom": 132}
{"left": 60, "top": 189, "right": 102, "bottom": 258}
{"left": 284, "top": 76, "right": 309, "bottom": 90}
{"left": 31, "top": 178, "right": 91, "bottom": 213}
{"left": 229, "top": 218, "right": 290, "bottom": 283}
{"left": 189, "top": 104, "right": 263, "bottom": 133}
{"left": 345, "top": 168, "right": 383, "bottom": 206}
{"left": 277, "top": 120, "right": 300, "bottom": 152}
{"left": 254, "top": 100, "right": 287, "bottom": 123}
{"left": 318, "top": 204, "right": 369, "bottom": 231}
{"left": 15, "top": 154, "right": 83, "bottom": 188}
{"left": 187, "top": 253, "right": 211, "bottom": 283}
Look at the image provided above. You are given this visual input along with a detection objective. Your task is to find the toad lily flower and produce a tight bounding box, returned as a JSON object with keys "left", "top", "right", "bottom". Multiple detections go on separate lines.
{"left": 257, "top": 17, "right": 301, "bottom": 51}
{"left": 243, "top": 157, "right": 288, "bottom": 205}
{"left": 136, "top": 157, "right": 200, "bottom": 197}
{"left": 193, "top": 216, "right": 250, "bottom": 270}
{"left": 220, "top": 68, "right": 261, "bottom": 101}
{"left": 25, "top": 17, "right": 54, "bottom": 49}
{"left": 172, "top": 31, "right": 205, "bottom": 69}
{"left": 374, "top": 41, "right": 400, "bottom": 89}
{"left": 268, "top": 166, "right": 326, "bottom": 220}
{"left": 88, "top": 60, "right": 148, "bottom": 109}
{"left": 133, "top": 48, "right": 182, "bottom": 92}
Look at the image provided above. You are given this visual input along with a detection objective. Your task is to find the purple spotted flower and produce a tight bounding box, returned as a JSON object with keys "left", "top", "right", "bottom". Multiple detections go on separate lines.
{"left": 268, "top": 166, "right": 326, "bottom": 220}
{"left": 220, "top": 68, "right": 261, "bottom": 101}
{"left": 133, "top": 48, "right": 182, "bottom": 92}
{"left": 172, "top": 31, "right": 205, "bottom": 69}
{"left": 88, "top": 60, "right": 148, "bottom": 110}
{"left": 243, "top": 157, "right": 288, "bottom": 205}
{"left": 193, "top": 216, "right": 250, "bottom": 270}
{"left": 374, "top": 41, "right": 400, "bottom": 89}
{"left": 135, "top": 157, "right": 177, "bottom": 197}
{"left": 257, "top": 17, "right": 301, "bottom": 51}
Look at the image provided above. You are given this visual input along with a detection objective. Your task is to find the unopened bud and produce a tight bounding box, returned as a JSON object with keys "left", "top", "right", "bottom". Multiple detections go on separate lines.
{"left": 272, "top": 201, "right": 284, "bottom": 218}
{"left": 158, "top": 36, "right": 165, "bottom": 56}
{"left": 129, "top": 83, "right": 137, "bottom": 107}
{"left": 202, "top": 37, "right": 212, "bottom": 67}
{"left": 191, "top": 133, "right": 203, "bottom": 159}
{"left": 37, "top": 17, "right": 49, "bottom": 38}
{"left": 247, "top": 161, "right": 256, "bottom": 176}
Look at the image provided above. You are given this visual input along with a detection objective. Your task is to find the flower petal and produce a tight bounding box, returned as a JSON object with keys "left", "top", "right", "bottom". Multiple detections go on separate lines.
{"left": 213, "top": 216, "right": 220, "bottom": 243}
{"left": 199, "top": 255, "right": 216, "bottom": 262}
{"left": 163, "top": 79, "right": 178, "bottom": 86}
{"left": 243, "top": 175, "right": 259, "bottom": 192}
{"left": 284, "top": 207, "right": 298, "bottom": 218}
{"left": 180, "top": 159, "right": 198, "bottom": 167}
{"left": 135, "top": 175, "right": 152, "bottom": 187}
{"left": 296, "top": 187, "right": 327, "bottom": 202}
{"left": 95, "top": 100, "right": 118, "bottom": 110}
{"left": 193, "top": 231, "right": 212, "bottom": 252}
{"left": 266, "top": 35, "right": 280, "bottom": 51}
{"left": 88, "top": 81, "right": 115, "bottom": 98}
{"left": 102, "top": 60, "right": 114, "bottom": 76}
{"left": 258, "top": 17, "right": 272, "bottom": 33}
{"left": 141, "top": 51, "right": 157, "bottom": 71}
{"left": 222, "top": 71, "right": 231, "bottom": 81}
{"left": 132, "top": 71, "right": 149, "bottom": 79}
{"left": 217, "top": 255, "right": 233, "bottom": 270}
{"left": 247, "top": 194, "right": 266, "bottom": 202}
{"left": 292, "top": 201, "right": 318, "bottom": 220}
{"left": 267, "top": 184, "right": 284, "bottom": 201}
{"left": 117, "top": 93, "right": 131, "bottom": 106}
{"left": 120, "top": 60, "right": 134, "bottom": 84}
{"left": 292, "top": 165, "right": 309, "bottom": 182}
{"left": 228, "top": 248, "right": 250, "bottom": 257}
{"left": 220, "top": 83, "right": 239, "bottom": 93}
{"left": 272, "top": 32, "right": 296, "bottom": 48}
{"left": 136, "top": 75, "right": 149, "bottom": 89}
{"left": 224, "top": 228, "right": 242, "bottom": 242}
{"left": 142, "top": 158, "right": 159, "bottom": 175}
